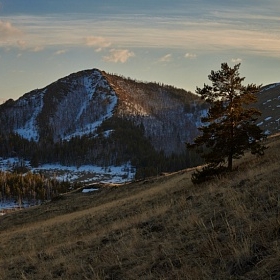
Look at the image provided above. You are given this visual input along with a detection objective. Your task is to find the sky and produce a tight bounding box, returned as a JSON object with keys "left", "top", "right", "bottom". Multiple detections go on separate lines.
{"left": 1, "top": 0, "right": 280, "bottom": 102}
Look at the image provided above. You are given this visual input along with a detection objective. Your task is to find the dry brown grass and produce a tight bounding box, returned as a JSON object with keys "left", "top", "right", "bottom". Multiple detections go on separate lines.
{"left": 1, "top": 135, "right": 280, "bottom": 279}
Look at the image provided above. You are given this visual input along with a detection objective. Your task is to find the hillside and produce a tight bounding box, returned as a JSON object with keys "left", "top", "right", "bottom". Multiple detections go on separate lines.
{"left": 0, "top": 134, "right": 279, "bottom": 279}
{"left": 103, "top": 72, "right": 205, "bottom": 155}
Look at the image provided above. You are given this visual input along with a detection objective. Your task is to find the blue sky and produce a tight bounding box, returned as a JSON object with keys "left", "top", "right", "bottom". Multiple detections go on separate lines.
{"left": 1, "top": 0, "right": 280, "bottom": 102}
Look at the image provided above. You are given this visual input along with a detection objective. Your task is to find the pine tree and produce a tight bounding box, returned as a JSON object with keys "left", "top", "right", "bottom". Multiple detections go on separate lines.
{"left": 188, "top": 63, "right": 266, "bottom": 181}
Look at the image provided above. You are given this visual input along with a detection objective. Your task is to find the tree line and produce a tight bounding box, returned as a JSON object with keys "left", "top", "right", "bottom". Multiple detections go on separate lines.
{"left": 0, "top": 171, "right": 79, "bottom": 206}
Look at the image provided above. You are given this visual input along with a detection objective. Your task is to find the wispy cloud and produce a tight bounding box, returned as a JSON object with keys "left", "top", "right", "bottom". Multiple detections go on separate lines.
{"left": 17, "top": 40, "right": 26, "bottom": 49}
{"left": 103, "top": 49, "right": 135, "bottom": 63}
{"left": 32, "top": 46, "right": 44, "bottom": 52}
{"left": 0, "top": 20, "right": 22, "bottom": 38}
{"left": 231, "top": 58, "right": 242, "bottom": 63}
{"left": 54, "top": 49, "right": 67, "bottom": 55}
{"left": 86, "top": 36, "right": 111, "bottom": 51}
{"left": 1, "top": 12, "right": 280, "bottom": 58}
{"left": 159, "top": 53, "right": 172, "bottom": 62}
{"left": 14, "top": 39, "right": 44, "bottom": 53}
{"left": 0, "top": 20, "right": 46, "bottom": 52}
{"left": 185, "top": 53, "right": 197, "bottom": 59}
{"left": 0, "top": 20, "right": 23, "bottom": 49}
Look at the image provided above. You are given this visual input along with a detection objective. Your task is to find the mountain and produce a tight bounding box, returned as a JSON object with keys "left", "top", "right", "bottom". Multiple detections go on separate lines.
{"left": 0, "top": 68, "right": 279, "bottom": 178}
{"left": 0, "top": 69, "right": 206, "bottom": 177}
{"left": 0, "top": 69, "right": 205, "bottom": 146}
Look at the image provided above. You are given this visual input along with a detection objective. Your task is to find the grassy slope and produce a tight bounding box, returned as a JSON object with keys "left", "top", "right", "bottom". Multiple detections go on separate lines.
{"left": 0, "top": 136, "right": 280, "bottom": 279}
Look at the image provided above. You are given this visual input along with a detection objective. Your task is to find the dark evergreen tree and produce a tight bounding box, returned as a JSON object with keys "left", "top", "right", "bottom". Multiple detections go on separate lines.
{"left": 187, "top": 63, "right": 266, "bottom": 181}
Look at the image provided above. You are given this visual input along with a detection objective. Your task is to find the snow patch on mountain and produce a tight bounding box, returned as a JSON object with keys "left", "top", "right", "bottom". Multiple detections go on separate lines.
{"left": 45, "top": 69, "right": 118, "bottom": 141}
{"left": 62, "top": 74, "right": 118, "bottom": 140}
{"left": 14, "top": 90, "right": 46, "bottom": 141}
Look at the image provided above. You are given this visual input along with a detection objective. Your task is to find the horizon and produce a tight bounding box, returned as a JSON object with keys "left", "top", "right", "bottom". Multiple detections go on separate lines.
{"left": 1, "top": 0, "right": 280, "bottom": 103}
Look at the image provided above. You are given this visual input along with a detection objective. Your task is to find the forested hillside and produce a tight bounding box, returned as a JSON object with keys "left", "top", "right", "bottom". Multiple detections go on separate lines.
{"left": 0, "top": 69, "right": 206, "bottom": 177}
{"left": 104, "top": 72, "right": 206, "bottom": 155}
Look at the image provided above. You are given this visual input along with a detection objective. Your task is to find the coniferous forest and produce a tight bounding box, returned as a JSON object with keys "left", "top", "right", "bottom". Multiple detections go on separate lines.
{"left": 0, "top": 116, "right": 202, "bottom": 181}
{"left": 0, "top": 171, "right": 78, "bottom": 206}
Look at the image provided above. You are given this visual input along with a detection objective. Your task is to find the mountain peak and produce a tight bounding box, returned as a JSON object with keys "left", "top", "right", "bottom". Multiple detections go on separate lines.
{"left": 0, "top": 68, "right": 117, "bottom": 142}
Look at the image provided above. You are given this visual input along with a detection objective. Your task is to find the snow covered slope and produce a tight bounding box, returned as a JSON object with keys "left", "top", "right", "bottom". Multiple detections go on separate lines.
{"left": 1, "top": 69, "right": 117, "bottom": 142}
